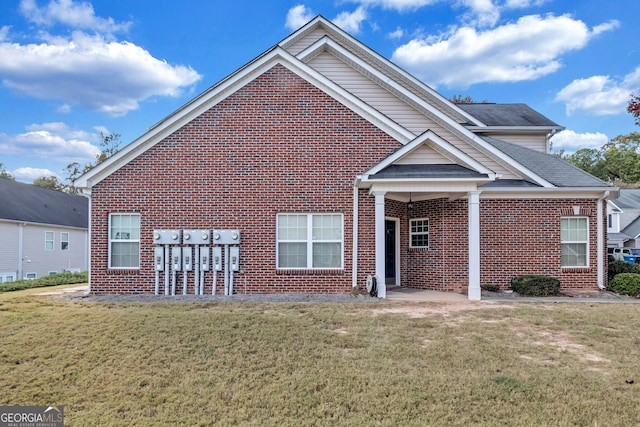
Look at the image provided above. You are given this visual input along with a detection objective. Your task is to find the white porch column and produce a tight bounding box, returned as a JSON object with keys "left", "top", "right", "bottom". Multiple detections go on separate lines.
{"left": 468, "top": 191, "right": 481, "bottom": 301}
{"left": 374, "top": 191, "right": 386, "bottom": 298}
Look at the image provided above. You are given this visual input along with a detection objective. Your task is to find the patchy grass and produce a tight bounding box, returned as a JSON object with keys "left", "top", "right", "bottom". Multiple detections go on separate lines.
{"left": 1, "top": 296, "right": 639, "bottom": 426}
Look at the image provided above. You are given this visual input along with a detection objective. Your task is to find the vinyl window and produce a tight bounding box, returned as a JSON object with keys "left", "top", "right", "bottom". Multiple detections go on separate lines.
{"left": 561, "top": 217, "right": 588, "bottom": 267}
{"left": 61, "top": 232, "right": 69, "bottom": 250}
{"left": 109, "top": 213, "right": 140, "bottom": 269}
{"left": 410, "top": 218, "right": 429, "bottom": 248}
{"left": 277, "top": 213, "right": 343, "bottom": 269}
{"left": 45, "top": 231, "right": 54, "bottom": 251}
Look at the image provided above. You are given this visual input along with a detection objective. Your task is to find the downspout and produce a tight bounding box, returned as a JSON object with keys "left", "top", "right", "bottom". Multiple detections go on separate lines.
{"left": 596, "top": 191, "right": 610, "bottom": 290}
{"left": 82, "top": 189, "right": 92, "bottom": 297}
{"left": 352, "top": 176, "right": 361, "bottom": 288}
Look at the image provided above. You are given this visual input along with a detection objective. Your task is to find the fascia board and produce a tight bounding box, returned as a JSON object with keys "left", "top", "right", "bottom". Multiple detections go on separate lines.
{"left": 77, "top": 46, "right": 414, "bottom": 188}
{"left": 363, "top": 180, "right": 490, "bottom": 194}
{"left": 362, "top": 130, "right": 495, "bottom": 177}
{"left": 480, "top": 187, "right": 616, "bottom": 199}
{"left": 296, "top": 37, "right": 556, "bottom": 188}
{"left": 466, "top": 126, "right": 565, "bottom": 134}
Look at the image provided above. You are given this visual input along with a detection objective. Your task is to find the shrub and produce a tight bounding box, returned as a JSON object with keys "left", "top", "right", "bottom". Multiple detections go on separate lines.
{"left": 608, "top": 260, "right": 640, "bottom": 281}
{"left": 510, "top": 275, "right": 560, "bottom": 296}
{"left": 608, "top": 273, "right": 640, "bottom": 297}
{"left": 481, "top": 284, "right": 500, "bottom": 292}
{"left": 0, "top": 271, "right": 87, "bottom": 293}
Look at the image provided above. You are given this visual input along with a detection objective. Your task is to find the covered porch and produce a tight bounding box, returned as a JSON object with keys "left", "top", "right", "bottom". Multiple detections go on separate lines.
{"left": 356, "top": 164, "right": 496, "bottom": 301}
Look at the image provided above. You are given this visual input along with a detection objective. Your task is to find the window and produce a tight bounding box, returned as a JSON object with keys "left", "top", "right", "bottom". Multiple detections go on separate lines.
{"left": 109, "top": 213, "right": 140, "bottom": 268}
{"left": 0, "top": 273, "right": 16, "bottom": 283}
{"left": 61, "top": 232, "right": 69, "bottom": 250}
{"left": 25, "top": 273, "right": 37, "bottom": 280}
{"left": 277, "top": 213, "right": 343, "bottom": 269}
{"left": 410, "top": 218, "right": 429, "bottom": 248}
{"left": 45, "top": 231, "right": 54, "bottom": 251}
{"left": 561, "top": 217, "right": 588, "bottom": 267}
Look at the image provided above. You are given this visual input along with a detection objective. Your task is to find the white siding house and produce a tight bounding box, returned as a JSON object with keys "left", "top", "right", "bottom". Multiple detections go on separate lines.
{"left": 0, "top": 178, "right": 88, "bottom": 282}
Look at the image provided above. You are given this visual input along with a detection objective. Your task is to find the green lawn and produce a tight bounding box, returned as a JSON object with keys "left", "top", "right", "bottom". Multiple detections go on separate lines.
{"left": 1, "top": 291, "right": 639, "bottom": 426}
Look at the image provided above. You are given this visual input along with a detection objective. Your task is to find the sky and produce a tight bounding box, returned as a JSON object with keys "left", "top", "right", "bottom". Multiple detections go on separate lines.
{"left": 1, "top": 0, "right": 639, "bottom": 183}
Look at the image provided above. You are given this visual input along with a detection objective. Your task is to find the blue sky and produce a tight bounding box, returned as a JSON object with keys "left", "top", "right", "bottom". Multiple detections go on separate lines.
{"left": 1, "top": 0, "right": 638, "bottom": 183}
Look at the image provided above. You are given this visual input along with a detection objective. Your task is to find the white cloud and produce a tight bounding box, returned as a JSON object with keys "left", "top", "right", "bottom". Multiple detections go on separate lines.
{"left": 333, "top": 6, "right": 368, "bottom": 34}
{"left": 388, "top": 27, "right": 405, "bottom": 39}
{"left": 391, "top": 14, "right": 617, "bottom": 88}
{"left": 457, "top": 0, "right": 501, "bottom": 27}
{"left": 0, "top": 31, "right": 202, "bottom": 116}
{"left": 550, "top": 129, "right": 609, "bottom": 153}
{"left": 503, "top": 0, "right": 547, "bottom": 8}
{"left": 12, "top": 166, "right": 58, "bottom": 181}
{"left": 555, "top": 66, "right": 640, "bottom": 116}
{"left": 0, "top": 122, "right": 101, "bottom": 165}
{"left": 19, "top": 0, "right": 131, "bottom": 35}
{"left": 285, "top": 5, "right": 315, "bottom": 30}
{"left": 354, "top": 0, "right": 436, "bottom": 12}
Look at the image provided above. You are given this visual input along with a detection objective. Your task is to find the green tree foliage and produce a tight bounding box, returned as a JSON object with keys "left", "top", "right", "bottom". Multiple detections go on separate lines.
{"left": 64, "top": 132, "right": 121, "bottom": 193}
{"left": 601, "top": 133, "right": 640, "bottom": 182}
{"left": 564, "top": 148, "right": 606, "bottom": 180}
{"left": 0, "top": 163, "right": 15, "bottom": 180}
{"left": 33, "top": 175, "right": 65, "bottom": 191}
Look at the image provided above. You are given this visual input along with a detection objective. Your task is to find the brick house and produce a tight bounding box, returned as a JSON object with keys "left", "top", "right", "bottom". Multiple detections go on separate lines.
{"left": 76, "top": 16, "right": 616, "bottom": 299}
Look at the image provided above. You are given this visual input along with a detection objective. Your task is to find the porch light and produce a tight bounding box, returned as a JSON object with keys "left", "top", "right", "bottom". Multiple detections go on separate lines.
{"left": 408, "top": 193, "right": 414, "bottom": 210}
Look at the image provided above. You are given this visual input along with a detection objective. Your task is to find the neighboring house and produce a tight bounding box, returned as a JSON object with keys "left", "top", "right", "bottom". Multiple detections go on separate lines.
{"left": 607, "top": 189, "right": 640, "bottom": 248}
{"left": 0, "top": 178, "right": 88, "bottom": 282}
{"left": 76, "top": 16, "right": 616, "bottom": 299}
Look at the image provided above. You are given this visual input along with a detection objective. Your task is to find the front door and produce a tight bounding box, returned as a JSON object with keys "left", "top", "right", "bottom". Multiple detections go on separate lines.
{"left": 385, "top": 220, "right": 396, "bottom": 285}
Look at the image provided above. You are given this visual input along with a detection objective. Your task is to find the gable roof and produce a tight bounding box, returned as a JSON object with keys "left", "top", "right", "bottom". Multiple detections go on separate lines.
{"left": 0, "top": 178, "right": 88, "bottom": 228}
{"left": 613, "top": 189, "right": 640, "bottom": 209}
{"left": 479, "top": 135, "right": 611, "bottom": 188}
{"left": 622, "top": 215, "right": 640, "bottom": 239}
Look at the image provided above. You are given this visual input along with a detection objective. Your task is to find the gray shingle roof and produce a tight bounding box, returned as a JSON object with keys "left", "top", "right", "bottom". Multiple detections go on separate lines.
{"left": 457, "top": 103, "right": 561, "bottom": 127}
{"left": 479, "top": 135, "right": 612, "bottom": 188}
{"left": 613, "top": 189, "right": 640, "bottom": 209}
{"left": 622, "top": 216, "right": 640, "bottom": 239}
{"left": 370, "top": 164, "right": 489, "bottom": 179}
{"left": 0, "top": 178, "right": 88, "bottom": 228}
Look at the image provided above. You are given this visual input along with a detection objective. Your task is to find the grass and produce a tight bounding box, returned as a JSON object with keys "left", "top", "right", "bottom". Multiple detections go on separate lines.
{"left": 1, "top": 292, "right": 640, "bottom": 426}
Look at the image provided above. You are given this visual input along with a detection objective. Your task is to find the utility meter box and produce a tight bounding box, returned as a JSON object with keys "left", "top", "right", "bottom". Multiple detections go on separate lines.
{"left": 182, "top": 247, "right": 193, "bottom": 271}
{"left": 153, "top": 230, "right": 182, "bottom": 245}
{"left": 229, "top": 246, "right": 240, "bottom": 272}
{"left": 212, "top": 247, "right": 222, "bottom": 271}
{"left": 171, "top": 246, "right": 182, "bottom": 271}
{"left": 200, "top": 247, "right": 210, "bottom": 271}
{"left": 212, "top": 230, "right": 241, "bottom": 245}
{"left": 182, "top": 229, "right": 211, "bottom": 245}
{"left": 154, "top": 247, "right": 165, "bottom": 271}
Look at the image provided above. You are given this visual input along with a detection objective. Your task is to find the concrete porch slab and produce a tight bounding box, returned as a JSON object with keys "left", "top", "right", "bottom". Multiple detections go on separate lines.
{"left": 386, "top": 288, "right": 469, "bottom": 302}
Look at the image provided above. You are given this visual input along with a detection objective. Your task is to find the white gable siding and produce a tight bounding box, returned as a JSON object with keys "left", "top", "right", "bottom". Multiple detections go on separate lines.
{"left": 484, "top": 133, "right": 548, "bottom": 152}
{"left": 396, "top": 143, "right": 454, "bottom": 165}
{"left": 285, "top": 28, "right": 329, "bottom": 56}
{"left": 307, "top": 52, "right": 521, "bottom": 179}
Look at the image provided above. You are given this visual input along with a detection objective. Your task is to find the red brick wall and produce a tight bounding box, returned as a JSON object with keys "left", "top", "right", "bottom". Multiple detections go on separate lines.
{"left": 90, "top": 64, "right": 401, "bottom": 294}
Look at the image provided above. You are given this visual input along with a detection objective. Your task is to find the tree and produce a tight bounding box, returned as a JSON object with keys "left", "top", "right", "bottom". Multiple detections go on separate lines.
{"left": 564, "top": 148, "right": 607, "bottom": 180}
{"left": 33, "top": 175, "right": 65, "bottom": 191}
{"left": 64, "top": 132, "right": 121, "bottom": 193}
{"left": 601, "top": 132, "right": 640, "bottom": 183}
{"left": 628, "top": 94, "right": 640, "bottom": 127}
{"left": 450, "top": 95, "right": 488, "bottom": 104}
{"left": 0, "top": 163, "right": 15, "bottom": 180}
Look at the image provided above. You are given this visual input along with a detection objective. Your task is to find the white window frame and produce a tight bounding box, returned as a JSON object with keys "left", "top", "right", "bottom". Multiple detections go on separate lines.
{"left": 409, "top": 218, "right": 429, "bottom": 248}
{"left": 561, "top": 216, "right": 589, "bottom": 267}
{"left": 24, "top": 273, "right": 37, "bottom": 280}
{"left": 0, "top": 273, "right": 16, "bottom": 283}
{"left": 108, "top": 213, "right": 141, "bottom": 269}
{"left": 61, "top": 232, "right": 69, "bottom": 251}
{"left": 276, "top": 213, "right": 344, "bottom": 269}
{"left": 45, "top": 231, "right": 54, "bottom": 251}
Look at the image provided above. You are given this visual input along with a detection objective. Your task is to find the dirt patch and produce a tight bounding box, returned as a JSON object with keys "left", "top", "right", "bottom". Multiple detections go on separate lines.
{"left": 370, "top": 302, "right": 513, "bottom": 318}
